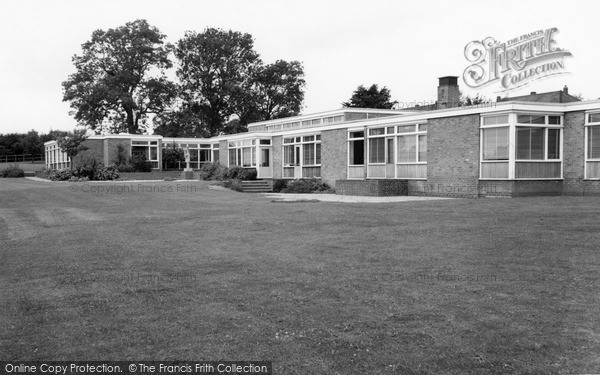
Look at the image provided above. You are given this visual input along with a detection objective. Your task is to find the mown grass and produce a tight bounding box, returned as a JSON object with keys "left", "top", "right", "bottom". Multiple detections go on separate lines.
{"left": 1, "top": 178, "right": 599, "bottom": 374}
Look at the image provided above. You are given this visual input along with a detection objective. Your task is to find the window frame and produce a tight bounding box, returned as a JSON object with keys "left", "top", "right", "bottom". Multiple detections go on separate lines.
{"left": 480, "top": 112, "right": 563, "bottom": 180}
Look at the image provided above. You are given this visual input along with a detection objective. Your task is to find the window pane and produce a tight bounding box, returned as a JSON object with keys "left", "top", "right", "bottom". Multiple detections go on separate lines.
{"left": 516, "top": 127, "right": 544, "bottom": 160}
{"left": 483, "top": 115, "right": 509, "bottom": 125}
{"left": 303, "top": 143, "right": 315, "bottom": 165}
{"left": 261, "top": 149, "right": 270, "bottom": 167}
{"left": 547, "top": 129, "right": 560, "bottom": 159}
{"left": 284, "top": 145, "right": 295, "bottom": 166}
{"left": 397, "top": 135, "right": 417, "bottom": 162}
{"left": 228, "top": 149, "right": 237, "bottom": 166}
{"left": 386, "top": 138, "right": 394, "bottom": 163}
{"left": 369, "top": 138, "right": 385, "bottom": 163}
{"left": 517, "top": 114, "right": 545, "bottom": 124}
{"left": 349, "top": 140, "right": 364, "bottom": 165}
{"left": 316, "top": 143, "right": 321, "bottom": 165}
{"left": 397, "top": 125, "right": 416, "bottom": 133}
{"left": 419, "top": 135, "right": 427, "bottom": 162}
{"left": 369, "top": 128, "right": 385, "bottom": 136}
{"left": 482, "top": 127, "right": 509, "bottom": 160}
{"left": 589, "top": 126, "right": 600, "bottom": 159}
{"left": 548, "top": 116, "right": 561, "bottom": 125}
{"left": 150, "top": 147, "right": 158, "bottom": 161}
{"left": 589, "top": 114, "right": 600, "bottom": 123}
{"left": 349, "top": 131, "right": 364, "bottom": 138}
{"left": 242, "top": 147, "right": 252, "bottom": 167}
{"left": 419, "top": 124, "right": 428, "bottom": 132}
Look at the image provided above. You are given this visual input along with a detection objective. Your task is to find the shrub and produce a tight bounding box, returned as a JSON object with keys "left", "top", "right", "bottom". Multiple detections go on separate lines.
{"left": 49, "top": 169, "right": 74, "bottom": 181}
{"left": 117, "top": 164, "right": 135, "bottom": 172}
{"left": 130, "top": 154, "right": 153, "bottom": 172}
{"left": 199, "top": 162, "right": 226, "bottom": 180}
{"left": 94, "top": 164, "right": 120, "bottom": 181}
{"left": 0, "top": 164, "right": 25, "bottom": 178}
{"left": 281, "top": 178, "right": 332, "bottom": 194}
{"left": 272, "top": 179, "right": 288, "bottom": 192}
{"left": 224, "top": 166, "right": 257, "bottom": 181}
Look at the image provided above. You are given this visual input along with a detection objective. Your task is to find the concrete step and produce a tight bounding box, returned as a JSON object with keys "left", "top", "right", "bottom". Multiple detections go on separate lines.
{"left": 241, "top": 180, "right": 272, "bottom": 193}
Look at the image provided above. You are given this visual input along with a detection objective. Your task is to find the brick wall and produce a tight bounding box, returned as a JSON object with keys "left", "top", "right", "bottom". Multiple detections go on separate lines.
{"left": 321, "top": 129, "right": 347, "bottom": 187}
{"left": 272, "top": 136, "right": 282, "bottom": 179}
{"left": 218, "top": 140, "right": 228, "bottom": 166}
{"left": 426, "top": 114, "right": 481, "bottom": 197}
{"left": 562, "top": 111, "right": 586, "bottom": 195}
{"left": 76, "top": 139, "right": 104, "bottom": 166}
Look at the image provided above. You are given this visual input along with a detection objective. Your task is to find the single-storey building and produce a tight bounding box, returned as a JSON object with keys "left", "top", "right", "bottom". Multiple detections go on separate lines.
{"left": 45, "top": 76, "right": 600, "bottom": 197}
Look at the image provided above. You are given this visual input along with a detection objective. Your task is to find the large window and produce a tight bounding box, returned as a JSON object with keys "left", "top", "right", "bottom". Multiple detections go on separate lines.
{"left": 363, "top": 123, "right": 427, "bottom": 179}
{"left": 586, "top": 112, "right": 600, "bottom": 178}
{"left": 228, "top": 140, "right": 256, "bottom": 167}
{"left": 132, "top": 139, "right": 159, "bottom": 169}
{"left": 480, "top": 113, "right": 562, "bottom": 179}
{"left": 282, "top": 134, "right": 321, "bottom": 178}
{"left": 482, "top": 127, "right": 509, "bottom": 160}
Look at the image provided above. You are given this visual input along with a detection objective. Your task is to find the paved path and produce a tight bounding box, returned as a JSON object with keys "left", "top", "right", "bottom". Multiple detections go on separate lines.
{"left": 262, "top": 192, "right": 454, "bottom": 203}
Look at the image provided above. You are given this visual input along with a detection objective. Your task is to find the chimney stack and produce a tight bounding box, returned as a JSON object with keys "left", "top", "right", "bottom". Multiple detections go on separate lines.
{"left": 437, "top": 76, "right": 460, "bottom": 109}
{"left": 563, "top": 85, "right": 569, "bottom": 95}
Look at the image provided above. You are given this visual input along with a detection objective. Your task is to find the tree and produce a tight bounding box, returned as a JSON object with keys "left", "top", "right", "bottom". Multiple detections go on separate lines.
{"left": 62, "top": 19, "right": 176, "bottom": 134}
{"left": 173, "top": 28, "right": 261, "bottom": 137}
{"left": 57, "top": 128, "right": 89, "bottom": 170}
{"left": 459, "top": 93, "right": 488, "bottom": 106}
{"left": 238, "top": 60, "right": 305, "bottom": 125}
{"left": 342, "top": 84, "right": 398, "bottom": 109}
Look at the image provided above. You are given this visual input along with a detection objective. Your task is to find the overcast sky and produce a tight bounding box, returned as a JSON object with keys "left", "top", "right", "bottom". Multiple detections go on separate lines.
{"left": 0, "top": 0, "right": 598, "bottom": 134}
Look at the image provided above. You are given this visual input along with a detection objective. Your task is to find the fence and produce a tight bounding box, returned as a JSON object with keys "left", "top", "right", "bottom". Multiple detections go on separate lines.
{"left": 0, "top": 154, "right": 44, "bottom": 163}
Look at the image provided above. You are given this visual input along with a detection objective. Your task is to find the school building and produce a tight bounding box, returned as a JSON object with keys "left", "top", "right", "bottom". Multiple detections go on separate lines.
{"left": 45, "top": 76, "right": 600, "bottom": 197}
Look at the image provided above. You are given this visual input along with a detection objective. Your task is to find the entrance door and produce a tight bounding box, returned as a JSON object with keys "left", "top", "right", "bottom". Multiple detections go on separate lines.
{"left": 294, "top": 145, "right": 302, "bottom": 178}
{"left": 257, "top": 147, "right": 272, "bottom": 178}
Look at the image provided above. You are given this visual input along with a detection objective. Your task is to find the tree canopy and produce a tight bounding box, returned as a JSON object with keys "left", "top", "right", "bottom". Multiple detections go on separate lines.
{"left": 63, "top": 22, "right": 306, "bottom": 137}
{"left": 62, "top": 19, "right": 176, "bottom": 134}
{"left": 342, "top": 84, "right": 398, "bottom": 109}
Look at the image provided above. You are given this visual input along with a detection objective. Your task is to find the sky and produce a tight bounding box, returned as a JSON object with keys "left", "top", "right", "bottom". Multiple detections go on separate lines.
{"left": 0, "top": 0, "right": 598, "bottom": 134}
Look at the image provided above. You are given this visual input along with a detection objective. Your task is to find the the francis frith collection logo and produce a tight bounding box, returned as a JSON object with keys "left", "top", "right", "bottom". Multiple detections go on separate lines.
{"left": 463, "top": 27, "right": 572, "bottom": 92}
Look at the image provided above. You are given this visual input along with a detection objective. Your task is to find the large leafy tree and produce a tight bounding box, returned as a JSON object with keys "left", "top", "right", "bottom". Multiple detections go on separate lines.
{"left": 63, "top": 19, "right": 176, "bottom": 134}
{"left": 342, "top": 84, "right": 398, "bottom": 109}
{"left": 238, "top": 60, "right": 305, "bottom": 125}
{"left": 173, "top": 28, "right": 260, "bottom": 137}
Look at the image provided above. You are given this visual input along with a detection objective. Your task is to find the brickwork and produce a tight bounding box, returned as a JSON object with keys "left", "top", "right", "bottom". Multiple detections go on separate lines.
{"left": 335, "top": 179, "right": 408, "bottom": 196}
{"left": 426, "top": 114, "right": 481, "bottom": 197}
{"left": 76, "top": 139, "right": 104, "bottom": 165}
{"left": 218, "top": 141, "right": 228, "bottom": 166}
{"left": 321, "top": 129, "right": 347, "bottom": 187}
{"left": 562, "top": 111, "right": 586, "bottom": 195}
{"left": 272, "top": 136, "right": 282, "bottom": 179}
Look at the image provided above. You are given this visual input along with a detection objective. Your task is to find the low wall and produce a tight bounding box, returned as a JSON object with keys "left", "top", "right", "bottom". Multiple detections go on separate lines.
{"left": 335, "top": 179, "right": 408, "bottom": 196}
{"left": 479, "top": 180, "right": 563, "bottom": 197}
{"left": 119, "top": 171, "right": 194, "bottom": 180}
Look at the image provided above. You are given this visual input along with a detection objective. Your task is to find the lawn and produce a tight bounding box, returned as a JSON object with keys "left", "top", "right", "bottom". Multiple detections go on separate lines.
{"left": 1, "top": 178, "right": 599, "bottom": 374}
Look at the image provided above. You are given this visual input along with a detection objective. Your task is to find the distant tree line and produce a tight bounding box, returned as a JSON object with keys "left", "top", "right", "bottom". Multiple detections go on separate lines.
{"left": 0, "top": 130, "right": 68, "bottom": 156}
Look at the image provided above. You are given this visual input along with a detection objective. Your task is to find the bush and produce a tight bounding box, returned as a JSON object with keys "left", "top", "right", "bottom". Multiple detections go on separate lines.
{"left": 116, "top": 164, "right": 135, "bottom": 172}
{"left": 130, "top": 154, "right": 153, "bottom": 172}
{"left": 94, "top": 164, "right": 120, "bottom": 181}
{"left": 48, "top": 163, "right": 119, "bottom": 181}
{"left": 281, "top": 178, "right": 332, "bottom": 194}
{"left": 224, "top": 166, "right": 257, "bottom": 181}
{"left": 49, "top": 169, "right": 74, "bottom": 181}
{"left": 199, "top": 162, "right": 226, "bottom": 180}
{"left": 272, "top": 179, "right": 288, "bottom": 192}
{"left": 0, "top": 164, "right": 25, "bottom": 178}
